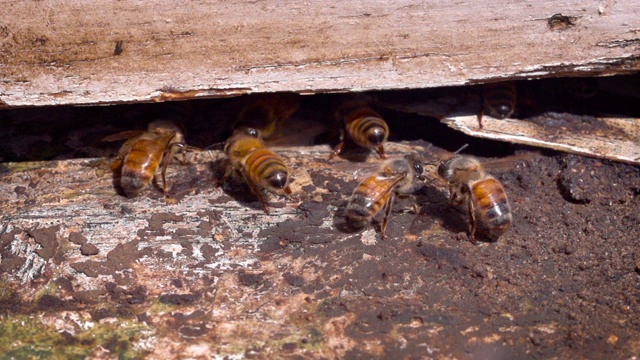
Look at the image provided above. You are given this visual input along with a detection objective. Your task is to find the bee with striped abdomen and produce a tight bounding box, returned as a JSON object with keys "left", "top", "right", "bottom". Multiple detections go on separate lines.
{"left": 331, "top": 101, "right": 389, "bottom": 160}
{"left": 104, "top": 120, "right": 185, "bottom": 197}
{"left": 438, "top": 145, "right": 532, "bottom": 243}
{"left": 224, "top": 127, "right": 292, "bottom": 214}
{"left": 478, "top": 81, "right": 517, "bottom": 128}
{"left": 345, "top": 153, "right": 425, "bottom": 239}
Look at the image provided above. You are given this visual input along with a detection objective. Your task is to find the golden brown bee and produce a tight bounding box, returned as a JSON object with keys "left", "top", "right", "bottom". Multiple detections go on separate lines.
{"left": 345, "top": 154, "right": 425, "bottom": 239}
{"left": 224, "top": 127, "right": 292, "bottom": 214}
{"left": 478, "top": 81, "right": 517, "bottom": 129}
{"left": 331, "top": 102, "right": 389, "bottom": 159}
{"left": 103, "top": 120, "right": 185, "bottom": 197}
{"left": 236, "top": 93, "right": 300, "bottom": 141}
{"left": 438, "top": 146, "right": 531, "bottom": 243}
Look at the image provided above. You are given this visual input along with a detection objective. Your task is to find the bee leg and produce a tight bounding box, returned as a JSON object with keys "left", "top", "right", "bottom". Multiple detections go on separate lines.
{"left": 220, "top": 166, "right": 233, "bottom": 186}
{"left": 376, "top": 145, "right": 386, "bottom": 159}
{"left": 398, "top": 194, "right": 420, "bottom": 214}
{"left": 254, "top": 190, "right": 271, "bottom": 215}
{"left": 477, "top": 86, "right": 485, "bottom": 129}
{"left": 380, "top": 193, "right": 395, "bottom": 240}
{"left": 447, "top": 185, "right": 460, "bottom": 206}
{"left": 159, "top": 152, "right": 172, "bottom": 193}
{"left": 467, "top": 197, "right": 478, "bottom": 245}
{"left": 409, "top": 195, "right": 420, "bottom": 215}
{"left": 477, "top": 111, "right": 485, "bottom": 129}
{"left": 110, "top": 157, "right": 124, "bottom": 172}
{"left": 241, "top": 174, "right": 270, "bottom": 215}
{"left": 329, "top": 130, "right": 346, "bottom": 160}
{"left": 330, "top": 141, "right": 345, "bottom": 160}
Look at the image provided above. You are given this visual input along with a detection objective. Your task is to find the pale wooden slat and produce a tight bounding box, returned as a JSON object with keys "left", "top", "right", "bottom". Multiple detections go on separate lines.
{"left": 1, "top": 0, "right": 639, "bottom": 106}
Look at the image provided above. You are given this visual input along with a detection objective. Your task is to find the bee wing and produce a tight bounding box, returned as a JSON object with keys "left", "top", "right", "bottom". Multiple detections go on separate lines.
{"left": 333, "top": 161, "right": 382, "bottom": 181}
{"left": 356, "top": 174, "right": 406, "bottom": 203}
{"left": 480, "top": 153, "right": 538, "bottom": 171}
{"left": 102, "top": 130, "right": 145, "bottom": 142}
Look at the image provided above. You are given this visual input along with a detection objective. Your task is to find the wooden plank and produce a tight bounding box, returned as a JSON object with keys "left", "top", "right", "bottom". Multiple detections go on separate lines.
{"left": 1, "top": 0, "right": 639, "bottom": 106}
{"left": 2, "top": 140, "right": 640, "bottom": 358}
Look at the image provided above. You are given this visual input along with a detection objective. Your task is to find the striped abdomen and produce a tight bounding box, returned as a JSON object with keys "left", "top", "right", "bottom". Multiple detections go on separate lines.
{"left": 346, "top": 175, "right": 400, "bottom": 225}
{"left": 470, "top": 177, "right": 512, "bottom": 236}
{"left": 243, "top": 148, "right": 291, "bottom": 192}
{"left": 483, "top": 82, "right": 517, "bottom": 119}
{"left": 120, "top": 138, "right": 167, "bottom": 197}
{"left": 344, "top": 107, "right": 389, "bottom": 150}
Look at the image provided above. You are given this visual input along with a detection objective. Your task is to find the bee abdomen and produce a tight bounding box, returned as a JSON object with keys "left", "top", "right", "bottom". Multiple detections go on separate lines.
{"left": 345, "top": 194, "right": 375, "bottom": 226}
{"left": 120, "top": 147, "right": 160, "bottom": 196}
{"left": 472, "top": 178, "right": 512, "bottom": 231}
{"left": 345, "top": 108, "right": 389, "bottom": 147}
{"left": 484, "top": 82, "right": 517, "bottom": 119}
{"left": 120, "top": 172, "right": 149, "bottom": 197}
{"left": 245, "top": 149, "right": 289, "bottom": 190}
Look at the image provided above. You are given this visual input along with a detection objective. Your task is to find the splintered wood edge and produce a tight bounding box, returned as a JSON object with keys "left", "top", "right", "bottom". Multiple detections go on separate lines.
{"left": 442, "top": 116, "right": 640, "bottom": 165}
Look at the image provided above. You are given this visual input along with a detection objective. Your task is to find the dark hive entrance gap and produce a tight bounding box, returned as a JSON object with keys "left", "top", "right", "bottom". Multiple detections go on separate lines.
{"left": 0, "top": 73, "right": 638, "bottom": 162}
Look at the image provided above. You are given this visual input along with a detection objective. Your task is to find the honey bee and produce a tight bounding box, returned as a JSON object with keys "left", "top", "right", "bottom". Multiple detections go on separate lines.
{"left": 103, "top": 120, "right": 185, "bottom": 197}
{"left": 235, "top": 93, "right": 300, "bottom": 140}
{"left": 438, "top": 145, "right": 532, "bottom": 243}
{"left": 224, "top": 127, "right": 292, "bottom": 214}
{"left": 331, "top": 101, "right": 389, "bottom": 159}
{"left": 478, "top": 81, "right": 517, "bottom": 129}
{"left": 345, "top": 154, "right": 425, "bottom": 239}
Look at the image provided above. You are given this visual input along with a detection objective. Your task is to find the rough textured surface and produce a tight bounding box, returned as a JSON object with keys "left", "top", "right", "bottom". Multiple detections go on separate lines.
{"left": 1, "top": 97, "right": 640, "bottom": 358}
{"left": 380, "top": 75, "right": 640, "bottom": 165}
{"left": 1, "top": 0, "right": 639, "bottom": 106}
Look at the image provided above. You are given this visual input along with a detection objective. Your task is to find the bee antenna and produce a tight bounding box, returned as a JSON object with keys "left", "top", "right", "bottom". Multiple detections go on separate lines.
{"left": 204, "top": 141, "right": 225, "bottom": 151}
{"left": 453, "top": 144, "right": 469, "bottom": 155}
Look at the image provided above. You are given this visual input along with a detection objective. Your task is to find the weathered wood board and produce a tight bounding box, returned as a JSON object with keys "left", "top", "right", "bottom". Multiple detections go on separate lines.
{"left": 2, "top": 140, "right": 640, "bottom": 358}
{"left": 1, "top": 0, "right": 639, "bottom": 107}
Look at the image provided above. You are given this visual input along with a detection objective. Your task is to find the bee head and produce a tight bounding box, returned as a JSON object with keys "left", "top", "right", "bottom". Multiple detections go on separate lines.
{"left": 437, "top": 160, "right": 452, "bottom": 180}
{"left": 244, "top": 127, "right": 260, "bottom": 138}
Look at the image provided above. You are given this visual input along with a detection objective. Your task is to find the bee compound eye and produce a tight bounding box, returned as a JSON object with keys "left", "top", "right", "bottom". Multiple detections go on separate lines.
{"left": 246, "top": 128, "right": 259, "bottom": 137}
{"left": 414, "top": 163, "right": 424, "bottom": 175}
{"left": 267, "top": 171, "right": 288, "bottom": 189}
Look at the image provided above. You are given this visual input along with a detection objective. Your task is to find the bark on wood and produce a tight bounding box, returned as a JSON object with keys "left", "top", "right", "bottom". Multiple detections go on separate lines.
{"left": 1, "top": 0, "right": 639, "bottom": 107}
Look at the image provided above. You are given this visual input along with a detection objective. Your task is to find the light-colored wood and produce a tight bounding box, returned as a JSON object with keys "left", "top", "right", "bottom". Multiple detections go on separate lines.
{"left": 0, "top": 143, "right": 439, "bottom": 357}
{"left": 1, "top": 0, "right": 639, "bottom": 107}
{"left": 380, "top": 88, "right": 640, "bottom": 165}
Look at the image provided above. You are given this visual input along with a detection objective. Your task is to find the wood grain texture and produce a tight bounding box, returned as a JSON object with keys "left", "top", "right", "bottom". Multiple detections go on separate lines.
{"left": 1, "top": 0, "right": 639, "bottom": 106}
{"left": 2, "top": 141, "right": 640, "bottom": 358}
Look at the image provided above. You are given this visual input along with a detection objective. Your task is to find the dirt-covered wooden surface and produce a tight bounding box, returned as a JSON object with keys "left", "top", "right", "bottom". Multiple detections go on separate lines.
{"left": 1, "top": 138, "right": 640, "bottom": 358}
{"left": 1, "top": 82, "right": 640, "bottom": 358}
{"left": 1, "top": 0, "right": 640, "bottom": 106}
